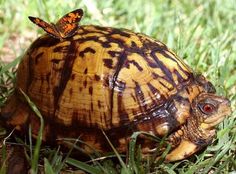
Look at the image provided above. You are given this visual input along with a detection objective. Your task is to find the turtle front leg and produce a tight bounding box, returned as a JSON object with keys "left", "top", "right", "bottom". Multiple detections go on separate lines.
{"left": 164, "top": 118, "right": 215, "bottom": 162}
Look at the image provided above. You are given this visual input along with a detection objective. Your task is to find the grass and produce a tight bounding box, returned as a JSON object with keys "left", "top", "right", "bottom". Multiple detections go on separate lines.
{"left": 0, "top": 0, "right": 235, "bottom": 173}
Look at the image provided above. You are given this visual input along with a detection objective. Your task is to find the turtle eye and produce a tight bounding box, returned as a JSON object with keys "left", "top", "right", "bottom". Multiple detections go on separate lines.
{"left": 199, "top": 103, "right": 216, "bottom": 115}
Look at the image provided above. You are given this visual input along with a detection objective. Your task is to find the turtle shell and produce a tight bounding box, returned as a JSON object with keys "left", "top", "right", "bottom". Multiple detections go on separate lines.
{"left": 1, "top": 25, "right": 210, "bottom": 153}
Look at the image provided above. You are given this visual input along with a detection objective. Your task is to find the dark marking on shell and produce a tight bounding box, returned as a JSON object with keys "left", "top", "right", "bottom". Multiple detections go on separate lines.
{"left": 145, "top": 56, "right": 159, "bottom": 68}
{"left": 151, "top": 72, "right": 160, "bottom": 79}
{"left": 103, "top": 59, "right": 113, "bottom": 68}
{"left": 117, "top": 94, "right": 130, "bottom": 125}
{"left": 91, "top": 102, "right": 94, "bottom": 111}
{"left": 173, "top": 69, "right": 185, "bottom": 83}
{"left": 134, "top": 81, "right": 145, "bottom": 102}
{"left": 151, "top": 72, "right": 174, "bottom": 91}
{"left": 103, "top": 75, "right": 109, "bottom": 87}
{"left": 125, "top": 60, "right": 143, "bottom": 71}
{"left": 93, "top": 25, "right": 111, "bottom": 33}
{"left": 75, "top": 28, "right": 133, "bottom": 51}
{"left": 40, "top": 75, "right": 44, "bottom": 91}
{"left": 111, "top": 28, "right": 131, "bottom": 38}
{"left": 53, "top": 40, "right": 77, "bottom": 111}
{"left": 89, "top": 86, "right": 93, "bottom": 95}
{"left": 147, "top": 82, "right": 159, "bottom": 96}
{"left": 106, "top": 37, "right": 124, "bottom": 48}
{"left": 35, "top": 52, "right": 43, "bottom": 64}
{"left": 79, "top": 47, "right": 96, "bottom": 57}
{"left": 133, "top": 80, "right": 147, "bottom": 113}
{"left": 94, "top": 74, "right": 100, "bottom": 81}
{"left": 131, "top": 41, "right": 137, "bottom": 47}
{"left": 76, "top": 36, "right": 99, "bottom": 44}
{"left": 159, "top": 80, "right": 172, "bottom": 90}
{"left": 53, "top": 46, "right": 69, "bottom": 53}
{"left": 131, "top": 93, "right": 137, "bottom": 102}
{"left": 150, "top": 51, "right": 176, "bottom": 87}
{"left": 83, "top": 80, "right": 87, "bottom": 88}
{"left": 71, "top": 73, "right": 75, "bottom": 80}
{"left": 53, "top": 46, "right": 62, "bottom": 52}
{"left": 69, "top": 88, "right": 73, "bottom": 95}
{"left": 154, "top": 48, "right": 190, "bottom": 80}
{"left": 109, "top": 50, "right": 127, "bottom": 126}
{"left": 141, "top": 35, "right": 168, "bottom": 51}
{"left": 186, "top": 85, "right": 190, "bottom": 95}
{"left": 46, "top": 72, "right": 51, "bottom": 83}
{"left": 97, "top": 100, "right": 101, "bottom": 108}
{"left": 141, "top": 35, "right": 191, "bottom": 84}
{"left": 51, "top": 59, "right": 61, "bottom": 64}
{"left": 108, "top": 50, "right": 121, "bottom": 57}
{"left": 101, "top": 41, "right": 112, "bottom": 48}
{"left": 103, "top": 112, "right": 109, "bottom": 128}
{"left": 29, "top": 35, "right": 60, "bottom": 51}
{"left": 84, "top": 68, "right": 88, "bottom": 74}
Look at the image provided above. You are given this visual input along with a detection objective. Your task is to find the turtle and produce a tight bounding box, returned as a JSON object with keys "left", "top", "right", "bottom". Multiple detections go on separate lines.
{"left": 0, "top": 9, "right": 231, "bottom": 162}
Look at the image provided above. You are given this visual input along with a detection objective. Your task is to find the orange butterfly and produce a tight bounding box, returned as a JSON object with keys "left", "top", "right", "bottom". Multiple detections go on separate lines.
{"left": 28, "top": 9, "right": 84, "bottom": 40}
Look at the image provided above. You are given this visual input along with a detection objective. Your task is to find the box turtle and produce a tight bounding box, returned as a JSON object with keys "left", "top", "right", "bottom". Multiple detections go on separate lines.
{"left": 0, "top": 9, "right": 231, "bottom": 162}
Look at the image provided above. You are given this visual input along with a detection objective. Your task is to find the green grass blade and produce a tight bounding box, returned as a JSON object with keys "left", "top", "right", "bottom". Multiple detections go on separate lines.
{"left": 101, "top": 130, "right": 131, "bottom": 174}
{"left": 66, "top": 157, "right": 103, "bottom": 174}
{"left": 0, "top": 56, "right": 21, "bottom": 75}
{"left": 44, "top": 158, "right": 55, "bottom": 174}
{"left": 20, "top": 89, "right": 44, "bottom": 174}
{"left": 0, "top": 143, "right": 7, "bottom": 174}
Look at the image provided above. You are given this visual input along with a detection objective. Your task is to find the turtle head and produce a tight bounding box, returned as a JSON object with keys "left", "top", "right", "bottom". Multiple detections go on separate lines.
{"left": 192, "top": 93, "right": 231, "bottom": 131}
{"left": 165, "top": 92, "right": 231, "bottom": 162}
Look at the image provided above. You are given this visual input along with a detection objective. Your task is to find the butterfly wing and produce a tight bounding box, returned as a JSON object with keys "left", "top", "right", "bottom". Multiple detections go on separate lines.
{"left": 28, "top": 16, "right": 60, "bottom": 39}
{"left": 55, "top": 9, "right": 84, "bottom": 38}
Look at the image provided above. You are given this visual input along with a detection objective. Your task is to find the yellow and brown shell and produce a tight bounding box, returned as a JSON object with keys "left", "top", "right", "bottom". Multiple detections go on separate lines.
{"left": 0, "top": 25, "right": 231, "bottom": 161}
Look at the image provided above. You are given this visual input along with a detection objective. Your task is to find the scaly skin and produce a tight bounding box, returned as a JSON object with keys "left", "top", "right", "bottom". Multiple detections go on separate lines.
{"left": 165, "top": 93, "right": 231, "bottom": 161}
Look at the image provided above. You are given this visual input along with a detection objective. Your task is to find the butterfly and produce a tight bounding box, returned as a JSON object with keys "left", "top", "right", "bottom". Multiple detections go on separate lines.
{"left": 28, "top": 9, "right": 84, "bottom": 40}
